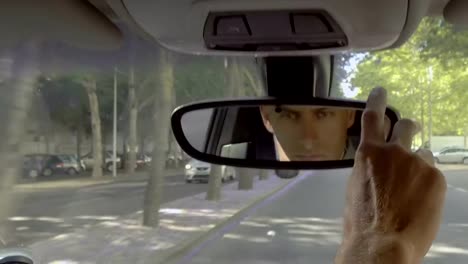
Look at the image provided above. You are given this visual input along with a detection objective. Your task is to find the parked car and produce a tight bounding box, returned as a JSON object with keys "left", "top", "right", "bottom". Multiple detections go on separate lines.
{"left": 22, "top": 154, "right": 67, "bottom": 179}
{"left": 184, "top": 159, "right": 236, "bottom": 183}
{"left": 136, "top": 153, "right": 152, "bottom": 169}
{"left": 166, "top": 153, "right": 184, "bottom": 168}
{"left": 434, "top": 147, "right": 468, "bottom": 164}
{"left": 81, "top": 151, "right": 122, "bottom": 172}
{"left": 56, "top": 154, "right": 84, "bottom": 175}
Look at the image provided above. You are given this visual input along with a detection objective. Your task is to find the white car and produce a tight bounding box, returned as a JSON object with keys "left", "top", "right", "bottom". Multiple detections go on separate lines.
{"left": 185, "top": 160, "right": 236, "bottom": 183}
{"left": 434, "top": 148, "right": 468, "bottom": 164}
{"left": 81, "top": 151, "right": 122, "bottom": 172}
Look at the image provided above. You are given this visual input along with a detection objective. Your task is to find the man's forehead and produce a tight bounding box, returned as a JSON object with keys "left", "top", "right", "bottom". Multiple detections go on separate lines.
{"left": 265, "top": 105, "right": 339, "bottom": 112}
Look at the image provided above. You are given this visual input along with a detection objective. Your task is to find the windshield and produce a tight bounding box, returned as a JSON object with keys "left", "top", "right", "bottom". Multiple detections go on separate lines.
{"left": 0, "top": 14, "right": 466, "bottom": 263}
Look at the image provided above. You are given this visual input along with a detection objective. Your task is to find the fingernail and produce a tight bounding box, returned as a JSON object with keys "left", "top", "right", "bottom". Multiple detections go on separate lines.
{"left": 368, "top": 87, "right": 387, "bottom": 109}
{"left": 411, "top": 120, "right": 422, "bottom": 134}
{"left": 371, "top": 87, "right": 386, "bottom": 97}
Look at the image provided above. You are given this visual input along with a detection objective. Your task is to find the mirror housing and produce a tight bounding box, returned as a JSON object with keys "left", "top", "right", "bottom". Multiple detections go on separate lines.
{"left": 171, "top": 97, "right": 399, "bottom": 170}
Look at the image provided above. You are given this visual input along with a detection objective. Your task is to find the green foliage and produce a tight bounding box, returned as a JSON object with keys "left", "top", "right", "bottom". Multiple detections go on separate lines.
{"left": 174, "top": 57, "right": 226, "bottom": 105}
{"left": 38, "top": 75, "right": 88, "bottom": 131}
{"left": 37, "top": 50, "right": 264, "bottom": 142}
{"left": 37, "top": 72, "right": 129, "bottom": 136}
{"left": 351, "top": 17, "right": 468, "bottom": 140}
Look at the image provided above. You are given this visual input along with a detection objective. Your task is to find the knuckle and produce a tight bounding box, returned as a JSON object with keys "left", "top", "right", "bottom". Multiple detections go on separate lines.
{"left": 362, "top": 110, "right": 379, "bottom": 124}
{"left": 423, "top": 166, "right": 447, "bottom": 192}
{"left": 385, "top": 142, "right": 406, "bottom": 155}
{"left": 356, "top": 142, "right": 379, "bottom": 156}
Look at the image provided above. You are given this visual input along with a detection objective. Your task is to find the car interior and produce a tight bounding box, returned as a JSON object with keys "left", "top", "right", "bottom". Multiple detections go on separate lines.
{"left": 1, "top": 0, "right": 468, "bottom": 263}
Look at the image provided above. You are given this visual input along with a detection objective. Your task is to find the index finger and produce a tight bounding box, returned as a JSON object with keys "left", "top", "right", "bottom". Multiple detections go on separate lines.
{"left": 360, "top": 87, "right": 388, "bottom": 144}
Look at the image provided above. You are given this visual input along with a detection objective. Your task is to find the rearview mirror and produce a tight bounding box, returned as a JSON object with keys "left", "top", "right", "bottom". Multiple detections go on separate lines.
{"left": 171, "top": 98, "right": 399, "bottom": 169}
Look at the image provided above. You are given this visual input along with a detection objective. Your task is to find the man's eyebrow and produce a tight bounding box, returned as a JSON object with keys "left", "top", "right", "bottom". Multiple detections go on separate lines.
{"left": 312, "top": 107, "right": 329, "bottom": 111}
{"left": 282, "top": 106, "right": 330, "bottom": 112}
{"left": 274, "top": 105, "right": 336, "bottom": 113}
{"left": 277, "top": 105, "right": 301, "bottom": 113}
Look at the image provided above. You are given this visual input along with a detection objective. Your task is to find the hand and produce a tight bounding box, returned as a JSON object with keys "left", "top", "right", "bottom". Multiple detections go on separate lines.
{"left": 335, "top": 87, "right": 446, "bottom": 263}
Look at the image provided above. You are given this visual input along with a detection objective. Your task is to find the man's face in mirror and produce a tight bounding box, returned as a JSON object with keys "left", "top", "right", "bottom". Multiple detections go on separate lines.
{"left": 260, "top": 105, "right": 356, "bottom": 161}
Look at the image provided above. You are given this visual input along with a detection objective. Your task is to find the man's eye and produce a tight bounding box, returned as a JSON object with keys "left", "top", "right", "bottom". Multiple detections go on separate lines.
{"left": 316, "top": 110, "right": 334, "bottom": 119}
{"left": 280, "top": 111, "right": 299, "bottom": 120}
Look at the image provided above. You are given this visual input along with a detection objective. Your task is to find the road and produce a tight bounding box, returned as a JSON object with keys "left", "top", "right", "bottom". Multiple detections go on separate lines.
{"left": 178, "top": 166, "right": 468, "bottom": 264}
{"left": 5, "top": 174, "right": 210, "bottom": 247}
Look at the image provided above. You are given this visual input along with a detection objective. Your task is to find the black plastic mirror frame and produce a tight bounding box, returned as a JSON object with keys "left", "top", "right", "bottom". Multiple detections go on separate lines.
{"left": 171, "top": 97, "right": 400, "bottom": 169}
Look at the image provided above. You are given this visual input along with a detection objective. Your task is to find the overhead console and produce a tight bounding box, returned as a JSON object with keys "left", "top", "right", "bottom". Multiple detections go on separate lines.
{"left": 203, "top": 10, "right": 347, "bottom": 52}
{"left": 112, "top": 0, "right": 420, "bottom": 56}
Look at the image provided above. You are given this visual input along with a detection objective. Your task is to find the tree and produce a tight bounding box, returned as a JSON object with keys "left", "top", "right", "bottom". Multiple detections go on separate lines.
{"left": 331, "top": 53, "right": 354, "bottom": 98}
{"left": 351, "top": 17, "right": 468, "bottom": 147}
{"left": 238, "top": 168, "right": 254, "bottom": 190}
{"left": 259, "top": 169, "right": 269, "bottom": 180}
{"left": 126, "top": 65, "right": 138, "bottom": 175}
{"left": 206, "top": 165, "right": 223, "bottom": 200}
{"left": 173, "top": 55, "right": 226, "bottom": 105}
{"left": 238, "top": 58, "right": 265, "bottom": 96}
{"left": 0, "top": 42, "right": 40, "bottom": 243}
{"left": 143, "top": 49, "right": 174, "bottom": 227}
{"left": 81, "top": 75, "right": 104, "bottom": 179}
{"left": 225, "top": 58, "right": 256, "bottom": 190}
{"left": 38, "top": 75, "right": 89, "bottom": 158}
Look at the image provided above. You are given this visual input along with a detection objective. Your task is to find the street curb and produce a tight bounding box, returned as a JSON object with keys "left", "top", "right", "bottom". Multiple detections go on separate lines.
{"left": 13, "top": 180, "right": 114, "bottom": 191}
{"left": 13, "top": 170, "right": 183, "bottom": 191}
{"left": 439, "top": 168, "right": 468, "bottom": 172}
{"left": 154, "top": 177, "right": 295, "bottom": 264}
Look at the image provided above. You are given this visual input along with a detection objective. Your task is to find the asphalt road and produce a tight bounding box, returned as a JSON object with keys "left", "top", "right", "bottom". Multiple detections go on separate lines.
{"left": 178, "top": 166, "right": 468, "bottom": 264}
{"left": 5, "top": 174, "right": 210, "bottom": 247}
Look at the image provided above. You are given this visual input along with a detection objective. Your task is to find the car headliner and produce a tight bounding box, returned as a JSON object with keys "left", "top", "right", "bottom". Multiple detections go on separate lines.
{"left": 100, "top": 0, "right": 461, "bottom": 56}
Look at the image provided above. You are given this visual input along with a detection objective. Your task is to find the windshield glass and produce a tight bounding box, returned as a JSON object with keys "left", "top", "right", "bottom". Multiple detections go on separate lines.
{"left": 0, "top": 12, "right": 265, "bottom": 263}
{"left": 0, "top": 13, "right": 466, "bottom": 263}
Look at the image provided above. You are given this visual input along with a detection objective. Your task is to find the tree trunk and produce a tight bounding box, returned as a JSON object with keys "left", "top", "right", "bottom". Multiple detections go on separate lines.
{"left": 76, "top": 124, "right": 82, "bottom": 165}
{"left": 127, "top": 65, "right": 138, "bottom": 176}
{"left": 0, "top": 42, "right": 39, "bottom": 244}
{"left": 168, "top": 131, "right": 181, "bottom": 168}
{"left": 206, "top": 164, "right": 223, "bottom": 200}
{"left": 226, "top": 57, "right": 241, "bottom": 97}
{"left": 139, "top": 135, "right": 145, "bottom": 155}
{"left": 241, "top": 63, "right": 264, "bottom": 96}
{"left": 44, "top": 133, "right": 50, "bottom": 154}
{"left": 83, "top": 75, "right": 103, "bottom": 179}
{"left": 122, "top": 132, "right": 128, "bottom": 167}
{"left": 259, "top": 169, "right": 269, "bottom": 180}
{"left": 238, "top": 168, "right": 254, "bottom": 190}
{"left": 143, "top": 50, "right": 173, "bottom": 227}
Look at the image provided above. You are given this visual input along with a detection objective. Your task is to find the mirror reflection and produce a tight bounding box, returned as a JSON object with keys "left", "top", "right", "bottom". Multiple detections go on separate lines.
{"left": 260, "top": 105, "right": 357, "bottom": 161}
{"left": 180, "top": 104, "right": 391, "bottom": 162}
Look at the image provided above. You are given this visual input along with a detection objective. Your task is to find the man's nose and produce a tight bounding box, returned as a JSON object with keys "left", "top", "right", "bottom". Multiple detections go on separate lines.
{"left": 300, "top": 121, "right": 319, "bottom": 148}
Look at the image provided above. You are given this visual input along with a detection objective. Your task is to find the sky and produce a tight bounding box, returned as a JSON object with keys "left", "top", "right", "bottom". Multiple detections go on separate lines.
{"left": 339, "top": 53, "right": 367, "bottom": 98}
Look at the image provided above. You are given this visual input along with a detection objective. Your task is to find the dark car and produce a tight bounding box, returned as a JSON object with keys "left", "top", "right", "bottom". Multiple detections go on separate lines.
{"left": 22, "top": 154, "right": 67, "bottom": 179}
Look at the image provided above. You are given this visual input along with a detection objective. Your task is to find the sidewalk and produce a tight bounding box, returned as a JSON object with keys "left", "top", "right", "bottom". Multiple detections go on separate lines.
{"left": 28, "top": 173, "right": 304, "bottom": 264}
{"left": 14, "top": 168, "right": 183, "bottom": 191}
